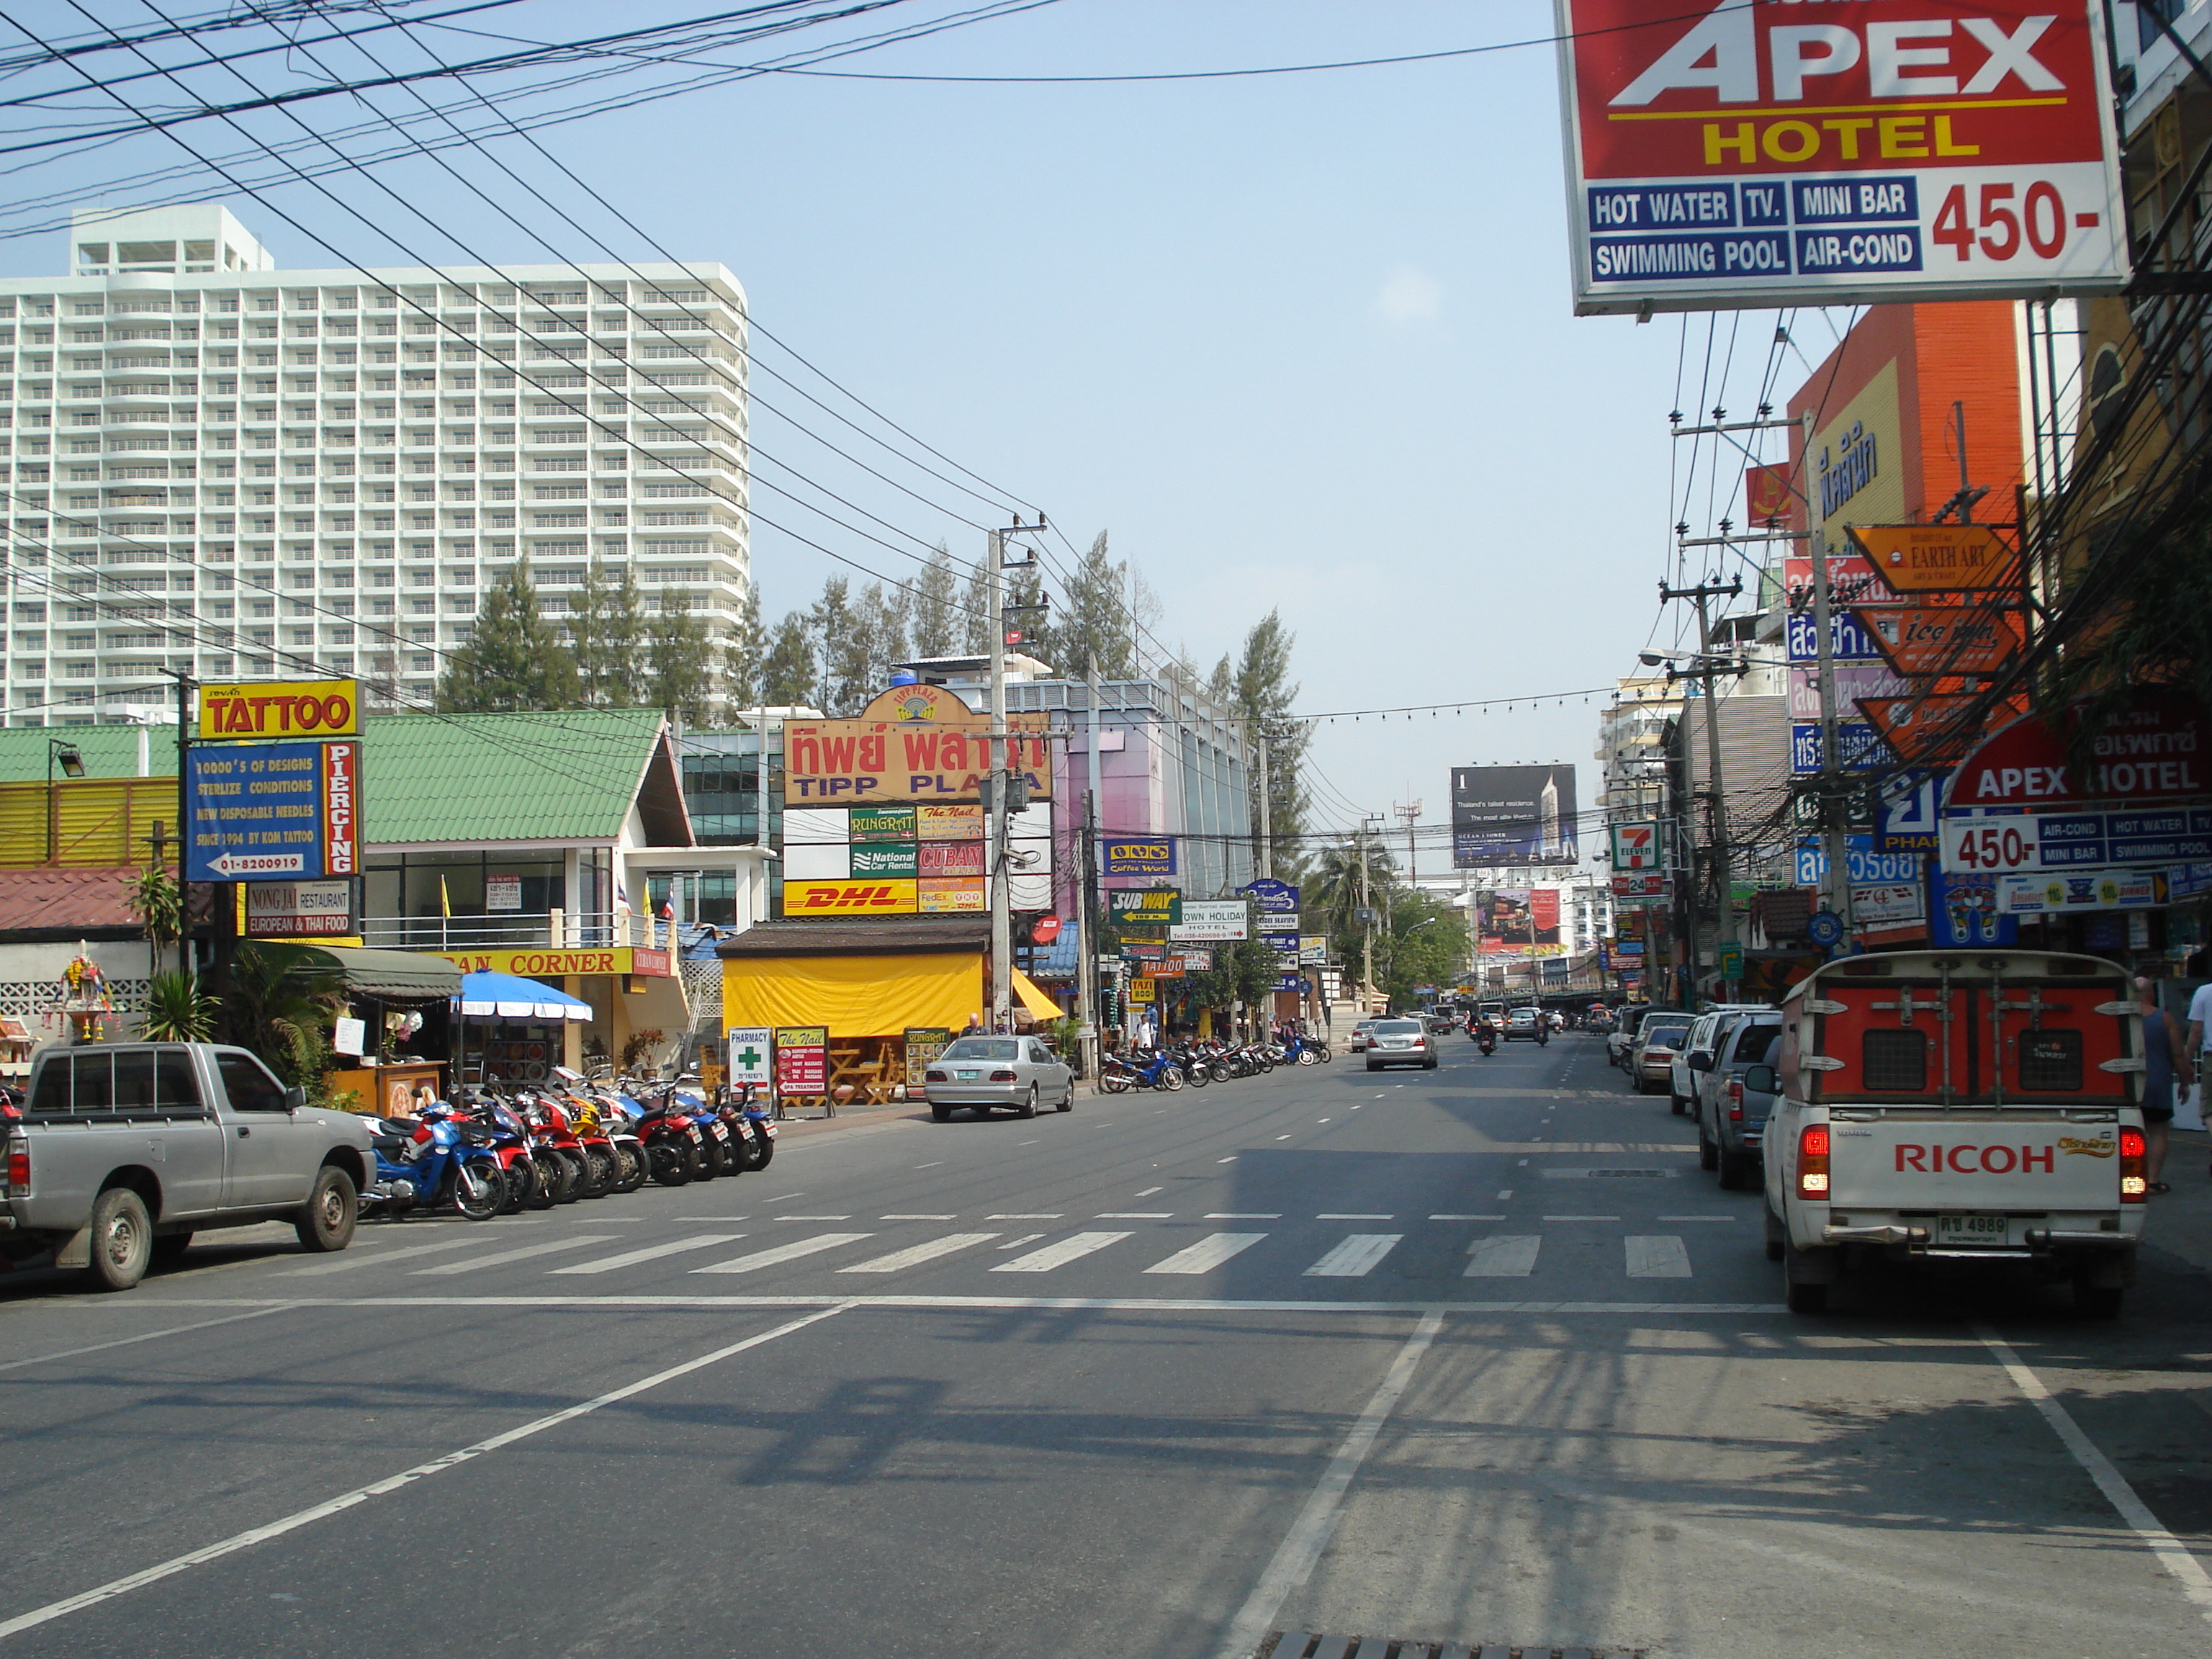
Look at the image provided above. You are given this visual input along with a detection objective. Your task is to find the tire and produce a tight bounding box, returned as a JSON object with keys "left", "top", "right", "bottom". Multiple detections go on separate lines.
{"left": 578, "top": 1143, "right": 617, "bottom": 1199}
{"left": 648, "top": 1140, "right": 692, "bottom": 1186}
{"left": 295, "top": 1166, "right": 358, "bottom": 1254}
{"left": 449, "top": 1159, "right": 505, "bottom": 1221}
{"left": 1765, "top": 1208, "right": 1786, "bottom": 1262}
{"left": 1670, "top": 1094, "right": 1688, "bottom": 1117}
{"left": 1717, "top": 1147, "right": 1752, "bottom": 1192}
{"left": 150, "top": 1232, "right": 192, "bottom": 1265}
{"left": 613, "top": 1141, "right": 650, "bottom": 1192}
{"left": 1366, "top": 1060, "right": 1380, "bottom": 1072}
{"left": 522, "top": 1152, "right": 561, "bottom": 1208}
{"left": 691, "top": 1136, "right": 721, "bottom": 1182}
{"left": 1298, "top": 1049, "right": 1318, "bottom": 1066}
{"left": 1184, "top": 1065, "right": 1210, "bottom": 1089}
{"left": 1785, "top": 1277, "right": 1829, "bottom": 1314}
{"left": 1424, "top": 1056, "right": 1438, "bottom": 1070}
{"left": 85, "top": 1187, "right": 153, "bottom": 1291}
{"left": 931, "top": 1102, "right": 952, "bottom": 1123}
{"left": 2074, "top": 1279, "right": 2124, "bottom": 1319}
{"left": 755, "top": 1136, "right": 775, "bottom": 1169}
{"left": 1697, "top": 1116, "right": 1719, "bottom": 1172}
{"left": 737, "top": 1125, "right": 769, "bottom": 1172}
{"left": 547, "top": 1148, "right": 583, "bottom": 1202}
{"left": 1100, "top": 1071, "right": 1130, "bottom": 1095}
{"left": 1017, "top": 1086, "right": 1038, "bottom": 1120}
{"left": 1159, "top": 1066, "right": 1184, "bottom": 1092}
{"left": 1057, "top": 1087, "right": 1074, "bottom": 1113}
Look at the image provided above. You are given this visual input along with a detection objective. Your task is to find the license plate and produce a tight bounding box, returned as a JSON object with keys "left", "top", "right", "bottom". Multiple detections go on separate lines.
{"left": 956, "top": 1069, "right": 979, "bottom": 1080}
{"left": 1936, "top": 1214, "right": 2008, "bottom": 1246}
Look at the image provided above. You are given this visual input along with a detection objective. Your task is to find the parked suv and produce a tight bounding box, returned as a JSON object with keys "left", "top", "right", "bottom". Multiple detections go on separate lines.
{"left": 1668, "top": 1005, "right": 1773, "bottom": 1115}
{"left": 1693, "top": 1012, "right": 1784, "bottom": 1188}
{"left": 1610, "top": 1006, "right": 1681, "bottom": 1071}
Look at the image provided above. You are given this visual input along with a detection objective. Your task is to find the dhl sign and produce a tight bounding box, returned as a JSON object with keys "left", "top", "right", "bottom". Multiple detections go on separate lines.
{"left": 783, "top": 720, "right": 1052, "bottom": 805}
{"left": 783, "top": 878, "right": 920, "bottom": 915}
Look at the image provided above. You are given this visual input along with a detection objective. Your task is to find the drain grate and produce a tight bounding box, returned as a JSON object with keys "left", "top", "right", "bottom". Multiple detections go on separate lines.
{"left": 1262, "top": 1639, "right": 1643, "bottom": 1659}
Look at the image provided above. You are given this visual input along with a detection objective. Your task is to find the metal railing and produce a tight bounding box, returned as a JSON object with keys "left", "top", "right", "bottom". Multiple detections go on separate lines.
{"left": 357, "top": 909, "right": 672, "bottom": 951}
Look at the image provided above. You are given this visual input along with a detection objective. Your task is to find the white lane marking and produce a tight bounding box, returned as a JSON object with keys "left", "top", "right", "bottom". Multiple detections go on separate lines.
{"left": 1977, "top": 1323, "right": 2212, "bottom": 1627}
{"left": 0, "top": 1304, "right": 851, "bottom": 1643}
{"left": 1352, "top": 1105, "right": 1363, "bottom": 1110}
{"left": 1097, "top": 1212, "right": 1172, "bottom": 1219}
{"left": 1276, "top": 1135, "right": 1292, "bottom": 1141}
{"left": 913, "top": 1162, "right": 944, "bottom": 1169}
{"left": 881, "top": 1214, "right": 958, "bottom": 1220}
{"left": 1658, "top": 1215, "right": 1739, "bottom": 1223}
{"left": 775, "top": 1215, "right": 851, "bottom": 1222}
{"left": 838, "top": 1233, "right": 1000, "bottom": 1274}
{"left": 282, "top": 1236, "right": 497, "bottom": 1277}
{"left": 1207, "top": 1213, "right": 1281, "bottom": 1220}
{"left": 1543, "top": 1215, "right": 1620, "bottom": 1222}
{"left": 0, "top": 1307, "right": 289, "bottom": 1375}
{"left": 763, "top": 1192, "right": 806, "bottom": 1203}
{"left": 1318, "top": 1213, "right": 1393, "bottom": 1220}
{"left": 1218, "top": 1156, "right": 1237, "bottom": 1164}
{"left": 990, "top": 1231, "right": 1132, "bottom": 1273}
{"left": 547, "top": 1236, "right": 744, "bottom": 1276}
{"left": 988, "top": 1213, "right": 1063, "bottom": 1220}
{"left": 1430, "top": 1214, "right": 1503, "bottom": 1221}
{"left": 1496, "top": 1189, "right": 1514, "bottom": 1200}
{"left": 691, "top": 1233, "right": 873, "bottom": 1274}
{"left": 1317, "top": 1118, "right": 1331, "bottom": 1123}
{"left": 1019, "top": 1139, "right": 1040, "bottom": 1146}
{"left": 1210, "top": 1310, "right": 1444, "bottom": 1659}
{"left": 1133, "top": 1186, "right": 1165, "bottom": 1197}
{"left": 414, "top": 1236, "right": 621, "bottom": 1276}
{"left": 1466, "top": 1236, "right": 1542, "bottom": 1277}
{"left": 1625, "top": 1236, "right": 1692, "bottom": 1279}
{"left": 994, "top": 1233, "right": 1046, "bottom": 1250}
{"left": 1304, "top": 1234, "right": 1403, "bottom": 1278}
{"left": 1144, "top": 1233, "right": 1267, "bottom": 1275}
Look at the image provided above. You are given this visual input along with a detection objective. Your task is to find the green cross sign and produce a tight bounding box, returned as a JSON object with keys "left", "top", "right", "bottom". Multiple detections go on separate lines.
{"left": 734, "top": 1046, "right": 764, "bottom": 1071}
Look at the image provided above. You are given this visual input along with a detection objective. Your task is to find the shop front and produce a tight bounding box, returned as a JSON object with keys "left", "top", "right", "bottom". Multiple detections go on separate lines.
{"left": 425, "top": 944, "right": 685, "bottom": 1077}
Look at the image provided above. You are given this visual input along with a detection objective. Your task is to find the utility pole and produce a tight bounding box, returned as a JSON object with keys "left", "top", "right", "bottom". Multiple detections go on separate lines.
{"left": 986, "top": 528, "right": 1012, "bottom": 1033}
{"left": 1359, "top": 814, "right": 1383, "bottom": 1010}
{"left": 1800, "top": 414, "right": 1857, "bottom": 943}
{"left": 1660, "top": 578, "right": 1743, "bottom": 1001}
{"left": 1078, "top": 652, "right": 1105, "bottom": 1084}
{"left": 1256, "top": 732, "right": 1274, "bottom": 881}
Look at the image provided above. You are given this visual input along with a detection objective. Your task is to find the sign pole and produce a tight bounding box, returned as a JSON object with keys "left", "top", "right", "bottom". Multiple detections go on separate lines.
{"left": 986, "top": 528, "right": 1011, "bottom": 1033}
{"left": 1806, "top": 413, "right": 1856, "bottom": 944}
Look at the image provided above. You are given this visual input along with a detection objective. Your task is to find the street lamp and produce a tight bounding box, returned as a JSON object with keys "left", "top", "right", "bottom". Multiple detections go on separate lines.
{"left": 45, "top": 739, "right": 84, "bottom": 864}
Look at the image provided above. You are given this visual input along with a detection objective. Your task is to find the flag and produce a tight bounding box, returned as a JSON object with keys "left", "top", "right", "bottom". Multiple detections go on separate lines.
{"left": 439, "top": 875, "right": 451, "bottom": 919}
{"left": 615, "top": 876, "right": 631, "bottom": 914}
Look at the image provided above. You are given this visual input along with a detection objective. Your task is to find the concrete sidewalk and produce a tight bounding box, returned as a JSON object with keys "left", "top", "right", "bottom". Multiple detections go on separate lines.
{"left": 2144, "top": 1125, "right": 2212, "bottom": 1274}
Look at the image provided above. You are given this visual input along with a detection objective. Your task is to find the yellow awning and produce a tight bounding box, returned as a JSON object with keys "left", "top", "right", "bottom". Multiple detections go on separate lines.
{"left": 721, "top": 952, "right": 981, "bottom": 1038}
{"left": 1011, "top": 968, "right": 1062, "bottom": 1021}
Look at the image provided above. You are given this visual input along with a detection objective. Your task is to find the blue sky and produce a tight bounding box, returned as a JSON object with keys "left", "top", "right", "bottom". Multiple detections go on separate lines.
{"left": 1, "top": 1, "right": 1825, "bottom": 854}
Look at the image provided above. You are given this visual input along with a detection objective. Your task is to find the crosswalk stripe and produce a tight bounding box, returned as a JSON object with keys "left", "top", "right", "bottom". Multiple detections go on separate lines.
{"left": 413, "top": 1236, "right": 621, "bottom": 1276}
{"left": 1625, "top": 1235, "right": 1692, "bottom": 1278}
{"left": 547, "top": 1235, "right": 745, "bottom": 1275}
{"left": 691, "top": 1233, "right": 873, "bottom": 1274}
{"left": 1465, "top": 1236, "right": 1542, "bottom": 1277}
{"left": 989, "top": 1231, "right": 1132, "bottom": 1273}
{"left": 1144, "top": 1233, "right": 1267, "bottom": 1275}
{"left": 1303, "top": 1234, "right": 1403, "bottom": 1278}
{"left": 282, "top": 1236, "right": 499, "bottom": 1277}
{"left": 838, "top": 1233, "right": 1001, "bottom": 1274}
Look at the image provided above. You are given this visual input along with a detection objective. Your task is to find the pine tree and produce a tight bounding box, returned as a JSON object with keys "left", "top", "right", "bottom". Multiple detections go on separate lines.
{"left": 911, "top": 543, "right": 960, "bottom": 658}
{"left": 960, "top": 549, "right": 996, "bottom": 656}
{"left": 723, "top": 582, "right": 765, "bottom": 714}
{"left": 760, "top": 610, "right": 817, "bottom": 708}
{"left": 1053, "top": 530, "right": 1137, "bottom": 680}
{"left": 648, "top": 587, "right": 716, "bottom": 724}
{"left": 810, "top": 575, "right": 871, "bottom": 714}
{"left": 853, "top": 580, "right": 911, "bottom": 696}
{"left": 601, "top": 565, "right": 649, "bottom": 706}
{"left": 1233, "top": 609, "right": 1308, "bottom": 879}
{"left": 439, "top": 557, "right": 575, "bottom": 712}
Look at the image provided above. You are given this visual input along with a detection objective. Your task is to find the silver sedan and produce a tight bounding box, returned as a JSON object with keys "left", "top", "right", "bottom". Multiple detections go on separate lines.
{"left": 1364, "top": 1018, "right": 1439, "bottom": 1071}
{"left": 922, "top": 1036, "right": 1074, "bottom": 1120}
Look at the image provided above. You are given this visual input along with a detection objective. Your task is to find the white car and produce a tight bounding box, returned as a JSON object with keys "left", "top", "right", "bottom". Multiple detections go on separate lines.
{"left": 1347, "top": 1019, "right": 1382, "bottom": 1053}
{"left": 1364, "top": 1018, "right": 1439, "bottom": 1071}
{"left": 922, "top": 1036, "right": 1074, "bottom": 1121}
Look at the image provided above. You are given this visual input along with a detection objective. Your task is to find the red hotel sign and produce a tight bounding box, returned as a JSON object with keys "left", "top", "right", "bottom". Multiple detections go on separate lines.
{"left": 1945, "top": 688, "right": 2210, "bottom": 808}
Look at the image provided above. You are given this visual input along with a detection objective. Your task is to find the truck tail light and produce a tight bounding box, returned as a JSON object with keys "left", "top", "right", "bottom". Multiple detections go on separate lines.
{"left": 2121, "top": 1128, "right": 2148, "bottom": 1203}
{"left": 989, "top": 1069, "right": 1018, "bottom": 1082}
{"left": 5, "top": 1138, "right": 26, "bottom": 1193}
{"left": 1727, "top": 1079, "right": 1745, "bottom": 1121}
{"left": 1797, "top": 1124, "right": 1831, "bottom": 1198}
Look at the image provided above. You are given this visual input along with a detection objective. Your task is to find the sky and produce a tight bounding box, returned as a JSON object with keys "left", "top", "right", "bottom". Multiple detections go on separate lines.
{"left": 0, "top": 0, "right": 1835, "bottom": 859}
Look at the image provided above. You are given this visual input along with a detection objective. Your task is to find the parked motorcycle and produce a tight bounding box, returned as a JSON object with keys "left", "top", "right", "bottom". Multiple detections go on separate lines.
{"left": 364, "top": 1107, "right": 505, "bottom": 1220}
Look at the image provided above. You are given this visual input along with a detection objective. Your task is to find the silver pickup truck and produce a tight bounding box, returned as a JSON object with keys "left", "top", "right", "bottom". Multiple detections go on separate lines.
{"left": 3, "top": 1042, "right": 376, "bottom": 1290}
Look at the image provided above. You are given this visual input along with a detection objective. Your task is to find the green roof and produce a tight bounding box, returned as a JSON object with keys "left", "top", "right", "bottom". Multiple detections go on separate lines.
{"left": 0, "top": 707, "right": 691, "bottom": 848}
{"left": 0, "top": 725, "right": 179, "bottom": 783}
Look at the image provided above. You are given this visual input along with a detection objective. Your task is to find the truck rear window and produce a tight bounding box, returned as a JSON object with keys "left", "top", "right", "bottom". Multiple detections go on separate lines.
{"left": 27, "top": 1050, "right": 203, "bottom": 1113}
{"left": 1862, "top": 1029, "right": 1929, "bottom": 1092}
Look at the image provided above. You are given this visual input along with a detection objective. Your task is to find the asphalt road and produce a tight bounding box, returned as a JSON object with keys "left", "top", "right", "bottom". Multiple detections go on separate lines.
{"left": 5, "top": 1033, "right": 2211, "bottom": 1658}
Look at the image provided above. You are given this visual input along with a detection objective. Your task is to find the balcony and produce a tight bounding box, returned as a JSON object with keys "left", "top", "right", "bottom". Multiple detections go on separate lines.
{"left": 359, "top": 909, "right": 673, "bottom": 951}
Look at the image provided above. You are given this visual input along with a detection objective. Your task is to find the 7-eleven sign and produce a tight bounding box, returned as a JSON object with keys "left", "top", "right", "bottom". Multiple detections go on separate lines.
{"left": 1611, "top": 822, "right": 1661, "bottom": 871}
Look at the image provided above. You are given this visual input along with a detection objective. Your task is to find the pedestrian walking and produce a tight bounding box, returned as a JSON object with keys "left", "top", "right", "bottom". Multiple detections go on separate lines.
{"left": 2138, "top": 976, "right": 2177, "bottom": 1192}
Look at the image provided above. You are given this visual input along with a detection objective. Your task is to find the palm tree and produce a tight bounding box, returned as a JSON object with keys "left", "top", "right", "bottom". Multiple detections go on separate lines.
{"left": 220, "top": 944, "right": 349, "bottom": 1091}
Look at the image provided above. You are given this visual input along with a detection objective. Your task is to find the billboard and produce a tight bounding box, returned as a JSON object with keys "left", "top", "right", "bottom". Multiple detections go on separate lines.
{"left": 1479, "top": 888, "right": 1565, "bottom": 956}
{"left": 1450, "top": 765, "right": 1578, "bottom": 867}
{"left": 184, "top": 739, "right": 360, "bottom": 881}
{"left": 1556, "top": 1, "right": 2128, "bottom": 315}
{"left": 1103, "top": 838, "right": 1177, "bottom": 877}
{"left": 197, "top": 678, "right": 359, "bottom": 742}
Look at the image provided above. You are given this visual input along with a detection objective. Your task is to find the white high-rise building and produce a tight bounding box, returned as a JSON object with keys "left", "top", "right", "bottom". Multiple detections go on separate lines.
{"left": 0, "top": 202, "right": 748, "bottom": 724}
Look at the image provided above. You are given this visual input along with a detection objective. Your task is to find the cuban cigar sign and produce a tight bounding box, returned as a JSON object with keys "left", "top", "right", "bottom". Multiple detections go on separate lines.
{"left": 184, "top": 740, "right": 359, "bottom": 881}
{"left": 1556, "top": 1, "right": 2128, "bottom": 315}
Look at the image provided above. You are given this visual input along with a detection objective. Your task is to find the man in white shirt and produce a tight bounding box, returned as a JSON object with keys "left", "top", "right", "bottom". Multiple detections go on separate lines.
{"left": 2186, "top": 976, "right": 2212, "bottom": 1087}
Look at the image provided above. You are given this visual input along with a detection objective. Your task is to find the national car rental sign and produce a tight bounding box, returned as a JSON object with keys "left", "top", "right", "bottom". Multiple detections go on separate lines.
{"left": 1556, "top": 1, "right": 2127, "bottom": 314}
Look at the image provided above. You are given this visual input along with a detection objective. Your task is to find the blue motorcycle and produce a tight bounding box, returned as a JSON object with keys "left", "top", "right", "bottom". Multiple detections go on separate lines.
{"left": 364, "top": 1106, "right": 506, "bottom": 1220}
{"left": 1099, "top": 1051, "right": 1184, "bottom": 1094}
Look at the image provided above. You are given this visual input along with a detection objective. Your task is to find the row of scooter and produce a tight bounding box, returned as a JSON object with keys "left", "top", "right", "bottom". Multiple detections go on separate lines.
{"left": 1097, "top": 1033, "right": 1331, "bottom": 1094}
{"left": 361, "top": 1066, "right": 778, "bottom": 1221}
